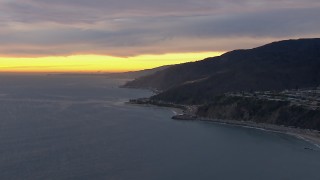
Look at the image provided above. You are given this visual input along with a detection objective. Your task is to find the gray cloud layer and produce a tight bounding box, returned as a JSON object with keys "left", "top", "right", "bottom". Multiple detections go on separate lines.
{"left": 0, "top": 0, "right": 319, "bottom": 57}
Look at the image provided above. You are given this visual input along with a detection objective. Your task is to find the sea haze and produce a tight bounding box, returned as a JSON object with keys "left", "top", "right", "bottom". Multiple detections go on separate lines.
{"left": 0, "top": 75, "right": 319, "bottom": 180}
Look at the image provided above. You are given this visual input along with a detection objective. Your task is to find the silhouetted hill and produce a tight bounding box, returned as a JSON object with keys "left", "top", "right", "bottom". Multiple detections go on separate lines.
{"left": 53, "top": 65, "right": 171, "bottom": 79}
{"left": 124, "top": 38, "right": 320, "bottom": 104}
{"left": 108, "top": 65, "right": 171, "bottom": 79}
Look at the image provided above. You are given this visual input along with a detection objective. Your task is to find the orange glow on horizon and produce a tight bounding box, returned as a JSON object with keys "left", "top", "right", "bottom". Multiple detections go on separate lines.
{"left": 0, "top": 52, "right": 224, "bottom": 73}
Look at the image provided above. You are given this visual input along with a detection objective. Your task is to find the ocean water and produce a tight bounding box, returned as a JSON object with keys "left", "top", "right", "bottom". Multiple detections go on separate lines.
{"left": 0, "top": 75, "right": 319, "bottom": 180}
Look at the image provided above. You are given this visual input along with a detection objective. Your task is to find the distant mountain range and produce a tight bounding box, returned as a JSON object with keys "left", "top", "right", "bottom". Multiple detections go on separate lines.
{"left": 107, "top": 65, "right": 171, "bottom": 79}
{"left": 124, "top": 38, "right": 320, "bottom": 104}
{"left": 53, "top": 65, "right": 171, "bottom": 79}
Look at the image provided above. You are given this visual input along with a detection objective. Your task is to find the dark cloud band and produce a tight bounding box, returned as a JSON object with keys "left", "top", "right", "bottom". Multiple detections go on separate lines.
{"left": 0, "top": 0, "right": 319, "bottom": 57}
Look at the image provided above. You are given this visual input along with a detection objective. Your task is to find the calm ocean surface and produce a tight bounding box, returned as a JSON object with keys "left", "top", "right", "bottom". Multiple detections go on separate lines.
{"left": 0, "top": 75, "right": 319, "bottom": 180}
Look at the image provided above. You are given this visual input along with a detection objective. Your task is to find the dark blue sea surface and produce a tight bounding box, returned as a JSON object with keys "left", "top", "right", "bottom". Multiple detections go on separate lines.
{"left": 0, "top": 75, "right": 319, "bottom": 180}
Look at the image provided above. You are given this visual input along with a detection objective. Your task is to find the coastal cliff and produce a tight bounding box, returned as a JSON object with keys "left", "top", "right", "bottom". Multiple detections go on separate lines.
{"left": 196, "top": 95, "right": 320, "bottom": 131}
{"left": 125, "top": 38, "right": 320, "bottom": 144}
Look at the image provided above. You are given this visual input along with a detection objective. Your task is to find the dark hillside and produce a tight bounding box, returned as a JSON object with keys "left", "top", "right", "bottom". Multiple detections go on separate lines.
{"left": 125, "top": 38, "right": 320, "bottom": 104}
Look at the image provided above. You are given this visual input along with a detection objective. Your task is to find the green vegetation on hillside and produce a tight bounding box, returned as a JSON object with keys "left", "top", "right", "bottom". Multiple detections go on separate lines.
{"left": 196, "top": 95, "right": 320, "bottom": 131}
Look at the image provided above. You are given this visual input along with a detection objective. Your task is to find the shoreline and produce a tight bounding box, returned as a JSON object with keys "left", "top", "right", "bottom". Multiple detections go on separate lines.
{"left": 128, "top": 100, "right": 320, "bottom": 149}
{"left": 192, "top": 116, "right": 320, "bottom": 149}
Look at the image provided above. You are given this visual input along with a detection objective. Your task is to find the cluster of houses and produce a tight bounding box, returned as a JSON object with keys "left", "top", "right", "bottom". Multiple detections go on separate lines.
{"left": 227, "top": 87, "right": 320, "bottom": 110}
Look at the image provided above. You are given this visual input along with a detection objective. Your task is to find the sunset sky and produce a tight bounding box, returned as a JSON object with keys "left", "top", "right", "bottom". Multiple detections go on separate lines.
{"left": 0, "top": 0, "right": 320, "bottom": 72}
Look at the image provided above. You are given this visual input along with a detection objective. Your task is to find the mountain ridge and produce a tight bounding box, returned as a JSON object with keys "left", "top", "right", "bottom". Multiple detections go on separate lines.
{"left": 124, "top": 38, "right": 320, "bottom": 104}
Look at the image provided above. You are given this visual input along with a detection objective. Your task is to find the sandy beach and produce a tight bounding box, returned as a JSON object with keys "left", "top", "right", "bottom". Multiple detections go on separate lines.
{"left": 193, "top": 116, "right": 320, "bottom": 149}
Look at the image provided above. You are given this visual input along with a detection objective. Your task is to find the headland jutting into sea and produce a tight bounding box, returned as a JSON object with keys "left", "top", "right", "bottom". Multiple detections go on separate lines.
{"left": 128, "top": 87, "right": 320, "bottom": 149}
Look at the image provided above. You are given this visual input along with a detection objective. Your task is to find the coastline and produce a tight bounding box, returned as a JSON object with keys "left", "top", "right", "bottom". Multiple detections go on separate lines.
{"left": 176, "top": 114, "right": 320, "bottom": 149}
{"left": 127, "top": 99, "right": 320, "bottom": 149}
{"left": 193, "top": 116, "right": 320, "bottom": 149}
